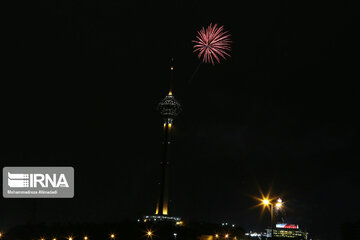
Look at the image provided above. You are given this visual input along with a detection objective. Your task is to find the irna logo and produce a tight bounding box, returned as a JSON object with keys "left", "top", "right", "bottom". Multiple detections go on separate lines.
{"left": 3, "top": 167, "right": 74, "bottom": 198}
{"left": 8, "top": 172, "right": 69, "bottom": 188}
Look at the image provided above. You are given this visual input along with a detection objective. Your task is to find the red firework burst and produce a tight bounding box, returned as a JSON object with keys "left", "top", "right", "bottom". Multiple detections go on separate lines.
{"left": 192, "top": 23, "right": 232, "bottom": 65}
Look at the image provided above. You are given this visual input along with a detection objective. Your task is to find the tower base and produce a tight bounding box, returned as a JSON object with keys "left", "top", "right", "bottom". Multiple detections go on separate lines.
{"left": 141, "top": 215, "right": 181, "bottom": 223}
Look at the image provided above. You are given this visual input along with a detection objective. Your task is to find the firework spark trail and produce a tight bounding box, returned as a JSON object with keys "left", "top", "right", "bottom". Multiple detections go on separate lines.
{"left": 192, "top": 23, "right": 232, "bottom": 65}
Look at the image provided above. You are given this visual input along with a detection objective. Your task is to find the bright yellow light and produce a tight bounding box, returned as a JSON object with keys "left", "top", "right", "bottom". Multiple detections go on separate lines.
{"left": 68, "top": 237, "right": 73, "bottom": 240}
{"left": 145, "top": 228, "right": 154, "bottom": 238}
{"left": 84, "top": 236, "right": 88, "bottom": 240}
{"left": 168, "top": 123, "right": 172, "bottom": 128}
{"left": 176, "top": 221, "right": 183, "bottom": 225}
{"left": 53, "top": 238, "right": 56, "bottom": 240}
{"left": 215, "top": 234, "right": 219, "bottom": 238}
{"left": 171, "top": 66, "right": 174, "bottom": 70}
{"left": 263, "top": 199, "right": 270, "bottom": 205}
{"left": 169, "top": 91, "right": 172, "bottom": 95}
{"left": 110, "top": 234, "right": 115, "bottom": 239}
{"left": 225, "top": 234, "right": 229, "bottom": 238}
{"left": 0, "top": 233, "right": 3, "bottom": 238}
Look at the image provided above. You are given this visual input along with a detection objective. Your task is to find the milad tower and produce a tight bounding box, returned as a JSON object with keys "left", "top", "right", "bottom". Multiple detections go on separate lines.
{"left": 143, "top": 59, "right": 182, "bottom": 223}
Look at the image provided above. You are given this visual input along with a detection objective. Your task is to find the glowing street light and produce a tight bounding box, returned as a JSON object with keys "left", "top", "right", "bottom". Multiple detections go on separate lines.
{"left": 262, "top": 198, "right": 275, "bottom": 229}
{"left": 261, "top": 197, "right": 284, "bottom": 238}
{"left": 84, "top": 236, "right": 88, "bottom": 240}
{"left": 275, "top": 198, "right": 283, "bottom": 209}
{"left": 145, "top": 230, "right": 154, "bottom": 239}
{"left": 262, "top": 199, "right": 270, "bottom": 205}
{"left": 215, "top": 234, "right": 219, "bottom": 238}
{"left": 110, "top": 234, "right": 115, "bottom": 239}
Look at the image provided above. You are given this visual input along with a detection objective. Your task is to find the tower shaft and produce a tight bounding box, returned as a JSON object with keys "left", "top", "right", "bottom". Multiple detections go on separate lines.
{"left": 156, "top": 121, "right": 171, "bottom": 215}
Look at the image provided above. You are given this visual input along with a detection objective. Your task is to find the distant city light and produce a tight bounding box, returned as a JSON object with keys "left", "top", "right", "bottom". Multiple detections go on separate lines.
{"left": 176, "top": 221, "right": 184, "bottom": 226}
{"left": 245, "top": 232, "right": 267, "bottom": 237}
{"left": 110, "top": 234, "right": 115, "bottom": 239}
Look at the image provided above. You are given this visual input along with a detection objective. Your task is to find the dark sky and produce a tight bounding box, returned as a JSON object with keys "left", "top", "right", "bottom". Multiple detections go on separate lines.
{"left": 1, "top": 0, "right": 359, "bottom": 239}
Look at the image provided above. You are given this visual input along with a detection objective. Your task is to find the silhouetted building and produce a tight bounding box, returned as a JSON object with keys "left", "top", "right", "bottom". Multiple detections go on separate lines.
{"left": 342, "top": 221, "right": 360, "bottom": 240}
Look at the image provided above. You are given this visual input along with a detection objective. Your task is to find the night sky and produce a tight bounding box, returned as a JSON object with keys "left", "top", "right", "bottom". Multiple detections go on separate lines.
{"left": 1, "top": 1, "right": 359, "bottom": 239}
